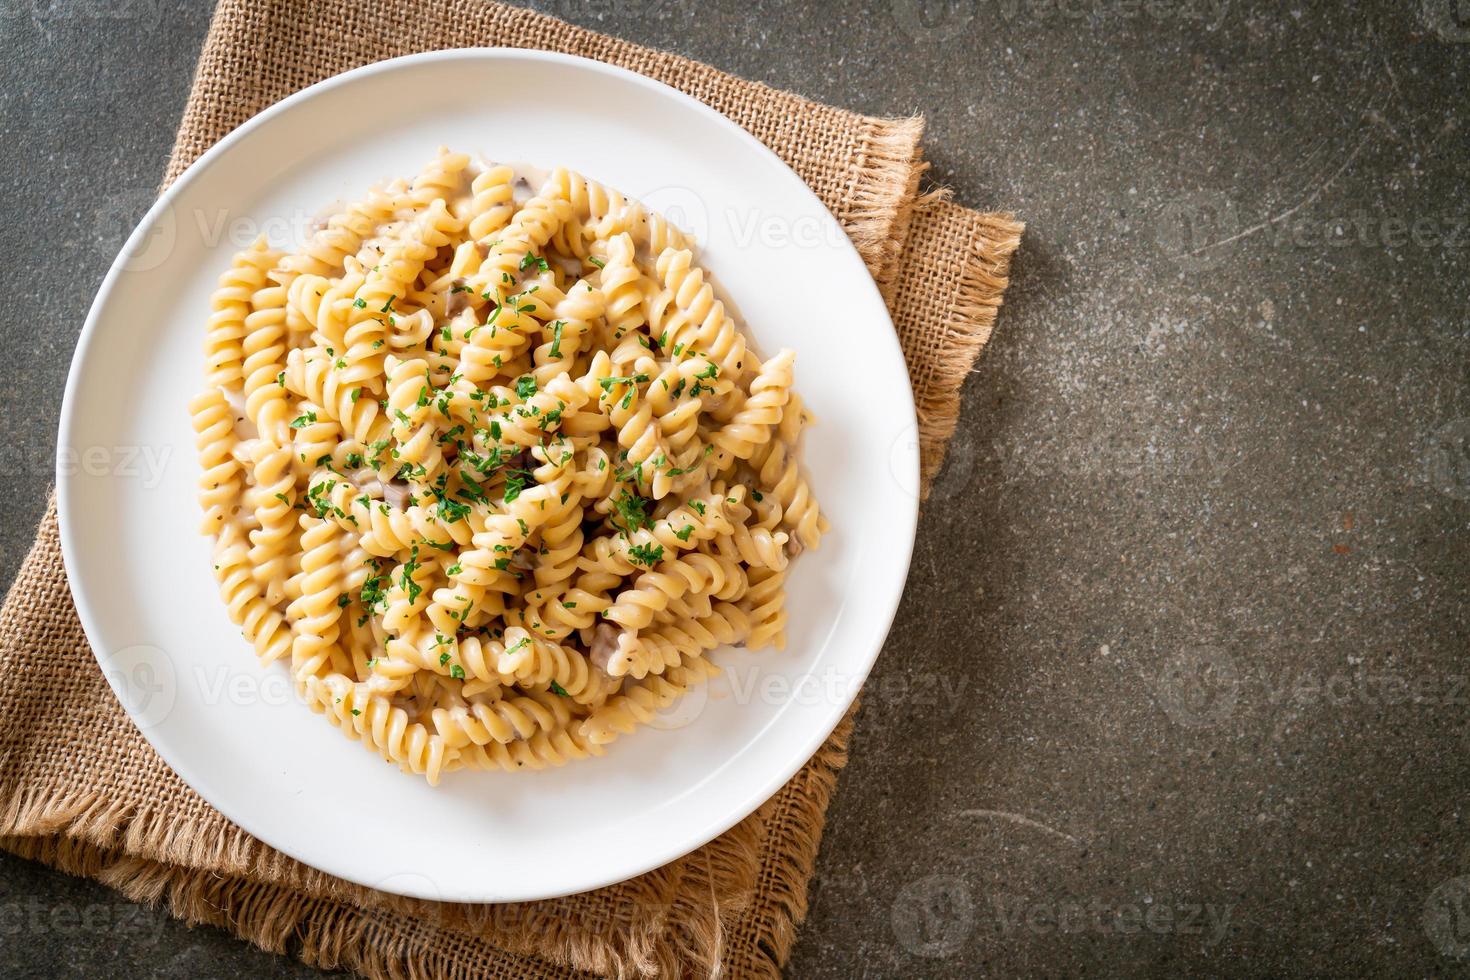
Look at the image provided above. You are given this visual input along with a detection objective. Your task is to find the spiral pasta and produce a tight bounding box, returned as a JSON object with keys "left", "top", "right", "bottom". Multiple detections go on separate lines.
{"left": 193, "top": 150, "right": 826, "bottom": 783}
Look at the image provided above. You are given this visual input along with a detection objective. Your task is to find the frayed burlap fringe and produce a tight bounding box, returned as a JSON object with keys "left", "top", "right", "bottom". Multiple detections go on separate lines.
{"left": 845, "top": 116, "right": 928, "bottom": 299}
{"left": 0, "top": 798, "right": 762, "bottom": 979}
{"left": 894, "top": 197, "right": 1025, "bottom": 495}
{"left": 2, "top": 835, "right": 583, "bottom": 980}
{"left": 0, "top": 0, "right": 1022, "bottom": 976}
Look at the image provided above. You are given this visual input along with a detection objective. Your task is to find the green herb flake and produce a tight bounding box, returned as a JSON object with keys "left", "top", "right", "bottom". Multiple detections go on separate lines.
{"left": 628, "top": 542, "right": 664, "bottom": 567}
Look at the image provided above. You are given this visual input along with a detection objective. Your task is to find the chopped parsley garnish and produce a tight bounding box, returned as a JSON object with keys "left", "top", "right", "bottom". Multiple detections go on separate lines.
{"left": 436, "top": 497, "right": 471, "bottom": 523}
{"left": 612, "top": 490, "right": 651, "bottom": 534}
{"left": 502, "top": 469, "right": 528, "bottom": 504}
{"left": 359, "top": 569, "right": 389, "bottom": 612}
{"left": 628, "top": 542, "right": 664, "bottom": 567}
{"left": 598, "top": 373, "right": 649, "bottom": 393}
{"left": 399, "top": 546, "right": 422, "bottom": 605}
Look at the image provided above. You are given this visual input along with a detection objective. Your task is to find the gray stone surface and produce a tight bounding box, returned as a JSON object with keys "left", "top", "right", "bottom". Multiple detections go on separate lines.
{"left": 1, "top": 0, "right": 1467, "bottom": 976}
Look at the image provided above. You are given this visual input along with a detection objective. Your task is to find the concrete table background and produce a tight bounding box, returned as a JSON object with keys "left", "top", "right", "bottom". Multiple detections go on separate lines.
{"left": 2, "top": 1, "right": 1467, "bottom": 975}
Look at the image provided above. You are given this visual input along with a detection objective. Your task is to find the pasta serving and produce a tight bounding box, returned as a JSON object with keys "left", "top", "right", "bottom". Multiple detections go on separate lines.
{"left": 190, "top": 149, "right": 826, "bottom": 784}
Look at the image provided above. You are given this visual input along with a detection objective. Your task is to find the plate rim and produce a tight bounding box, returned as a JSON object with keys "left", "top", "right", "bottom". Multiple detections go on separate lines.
{"left": 56, "top": 46, "right": 920, "bottom": 902}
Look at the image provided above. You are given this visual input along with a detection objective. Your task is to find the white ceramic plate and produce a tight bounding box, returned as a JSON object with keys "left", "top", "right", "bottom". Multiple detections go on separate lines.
{"left": 58, "top": 49, "right": 919, "bottom": 903}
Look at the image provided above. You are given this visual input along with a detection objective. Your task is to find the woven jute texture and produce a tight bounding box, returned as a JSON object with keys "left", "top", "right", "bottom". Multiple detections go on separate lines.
{"left": 0, "top": 1, "right": 1022, "bottom": 977}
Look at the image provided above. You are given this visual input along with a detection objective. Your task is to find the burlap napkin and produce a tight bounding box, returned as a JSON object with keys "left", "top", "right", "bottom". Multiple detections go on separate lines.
{"left": 0, "top": 1, "right": 1021, "bottom": 976}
